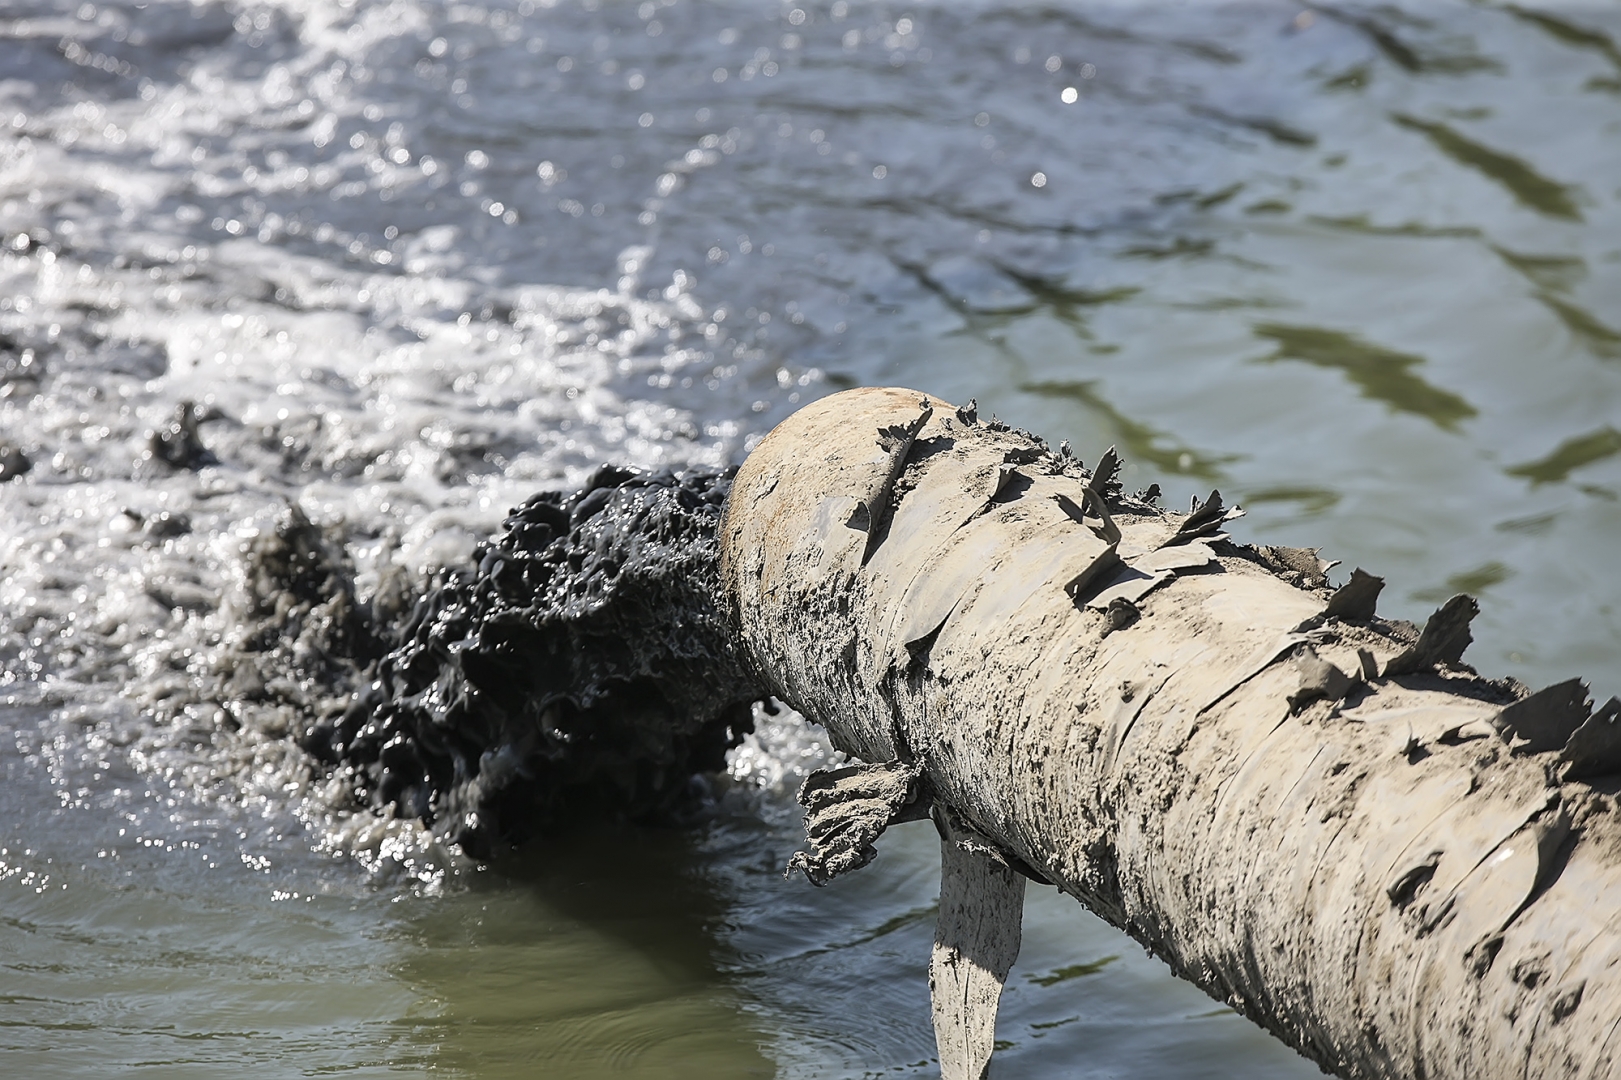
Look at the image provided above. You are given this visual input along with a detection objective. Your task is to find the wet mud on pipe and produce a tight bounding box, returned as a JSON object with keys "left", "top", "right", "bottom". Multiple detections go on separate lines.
{"left": 721, "top": 386, "right": 1621, "bottom": 1080}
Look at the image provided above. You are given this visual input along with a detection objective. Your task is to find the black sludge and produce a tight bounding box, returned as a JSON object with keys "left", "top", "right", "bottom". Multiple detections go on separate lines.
{"left": 304, "top": 466, "right": 763, "bottom": 858}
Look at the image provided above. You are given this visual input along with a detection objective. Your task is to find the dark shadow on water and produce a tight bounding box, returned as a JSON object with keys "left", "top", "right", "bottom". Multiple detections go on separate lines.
{"left": 1155, "top": 181, "right": 1245, "bottom": 210}
{"left": 388, "top": 821, "right": 773, "bottom": 1080}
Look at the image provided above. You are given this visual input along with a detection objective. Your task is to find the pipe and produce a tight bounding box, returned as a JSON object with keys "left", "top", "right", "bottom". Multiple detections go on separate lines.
{"left": 720, "top": 386, "right": 1621, "bottom": 1080}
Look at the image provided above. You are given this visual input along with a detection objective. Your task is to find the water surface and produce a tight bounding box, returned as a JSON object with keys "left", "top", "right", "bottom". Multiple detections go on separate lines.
{"left": 2, "top": 0, "right": 1618, "bottom": 1075}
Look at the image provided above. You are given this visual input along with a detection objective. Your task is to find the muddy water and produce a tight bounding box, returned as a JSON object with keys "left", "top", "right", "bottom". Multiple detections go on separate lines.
{"left": 1, "top": 0, "right": 1617, "bottom": 1076}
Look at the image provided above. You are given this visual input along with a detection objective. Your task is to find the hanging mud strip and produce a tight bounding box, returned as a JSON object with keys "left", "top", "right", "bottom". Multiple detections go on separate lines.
{"left": 720, "top": 386, "right": 1621, "bottom": 1080}
{"left": 931, "top": 808, "right": 1026, "bottom": 1080}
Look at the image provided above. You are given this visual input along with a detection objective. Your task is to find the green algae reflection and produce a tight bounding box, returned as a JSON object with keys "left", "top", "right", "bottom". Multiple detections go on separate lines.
{"left": 1391, "top": 114, "right": 1583, "bottom": 221}
{"left": 1027, "top": 954, "right": 1120, "bottom": 988}
{"left": 1503, "top": 6, "right": 1621, "bottom": 69}
{"left": 1241, "top": 486, "right": 1343, "bottom": 517}
{"left": 1492, "top": 248, "right": 1621, "bottom": 359}
{"left": 1507, "top": 426, "right": 1621, "bottom": 486}
{"left": 1019, "top": 379, "right": 1235, "bottom": 480}
{"left": 1537, "top": 295, "right": 1621, "bottom": 359}
{"left": 1413, "top": 561, "right": 1513, "bottom": 604}
{"left": 1252, "top": 323, "right": 1476, "bottom": 431}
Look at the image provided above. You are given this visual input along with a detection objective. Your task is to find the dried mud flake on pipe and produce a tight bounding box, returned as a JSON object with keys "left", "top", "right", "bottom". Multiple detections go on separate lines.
{"left": 787, "top": 760, "right": 928, "bottom": 886}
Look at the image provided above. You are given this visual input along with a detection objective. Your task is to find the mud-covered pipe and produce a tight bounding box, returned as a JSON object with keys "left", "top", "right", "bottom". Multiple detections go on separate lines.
{"left": 719, "top": 386, "right": 1621, "bottom": 1080}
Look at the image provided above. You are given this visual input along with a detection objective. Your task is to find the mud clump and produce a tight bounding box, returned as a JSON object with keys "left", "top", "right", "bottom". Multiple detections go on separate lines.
{"left": 237, "top": 504, "right": 384, "bottom": 669}
{"left": 0, "top": 443, "right": 29, "bottom": 481}
{"left": 302, "top": 465, "right": 762, "bottom": 859}
{"left": 145, "top": 400, "right": 216, "bottom": 470}
{"left": 204, "top": 504, "right": 390, "bottom": 740}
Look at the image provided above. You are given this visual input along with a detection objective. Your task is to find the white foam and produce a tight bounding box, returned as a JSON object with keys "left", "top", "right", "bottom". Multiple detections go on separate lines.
{"left": 0, "top": 0, "right": 788, "bottom": 878}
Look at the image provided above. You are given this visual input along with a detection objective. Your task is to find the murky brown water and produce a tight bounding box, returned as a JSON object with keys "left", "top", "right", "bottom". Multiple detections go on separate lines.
{"left": 1, "top": 0, "right": 1617, "bottom": 1075}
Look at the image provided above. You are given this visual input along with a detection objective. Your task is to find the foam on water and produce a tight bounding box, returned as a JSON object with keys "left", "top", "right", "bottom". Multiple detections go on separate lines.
{"left": 0, "top": 239, "right": 753, "bottom": 867}
{"left": 726, "top": 701, "right": 845, "bottom": 800}
{"left": 0, "top": 0, "right": 820, "bottom": 882}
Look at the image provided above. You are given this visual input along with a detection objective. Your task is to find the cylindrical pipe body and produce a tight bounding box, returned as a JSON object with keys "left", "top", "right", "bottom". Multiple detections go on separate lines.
{"left": 721, "top": 386, "right": 1621, "bottom": 1080}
